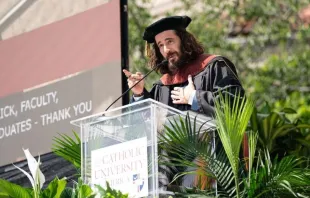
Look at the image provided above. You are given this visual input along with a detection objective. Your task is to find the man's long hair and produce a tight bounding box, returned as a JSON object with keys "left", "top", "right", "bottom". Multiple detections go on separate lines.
{"left": 148, "top": 29, "right": 204, "bottom": 74}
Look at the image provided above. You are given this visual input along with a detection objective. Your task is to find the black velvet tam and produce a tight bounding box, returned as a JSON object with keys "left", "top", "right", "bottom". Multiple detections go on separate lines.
{"left": 143, "top": 15, "right": 191, "bottom": 43}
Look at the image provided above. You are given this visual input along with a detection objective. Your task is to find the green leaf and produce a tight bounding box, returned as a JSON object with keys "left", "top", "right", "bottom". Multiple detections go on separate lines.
{"left": 41, "top": 177, "right": 67, "bottom": 198}
{"left": 78, "top": 185, "right": 94, "bottom": 198}
{"left": 0, "top": 179, "right": 32, "bottom": 198}
{"left": 0, "top": 192, "right": 9, "bottom": 198}
{"left": 95, "top": 182, "right": 128, "bottom": 198}
{"left": 296, "top": 138, "right": 310, "bottom": 147}
{"left": 296, "top": 124, "right": 310, "bottom": 129}
{"left": 260, "top": 102, "right": 271, "bottom": 114}
{"left": 280, "top": 108, "right": 297, "bottom": 114}
{"left": 59, "top": 187, "right": 73, "bottom": 198}
{"left": 271, "top": 124, "right": 296, "bottom": 139}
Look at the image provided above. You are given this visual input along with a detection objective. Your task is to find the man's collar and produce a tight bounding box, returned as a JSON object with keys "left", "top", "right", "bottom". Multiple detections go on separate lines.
{"left": 159, "top": 54, "right": 218, "bottom": 85}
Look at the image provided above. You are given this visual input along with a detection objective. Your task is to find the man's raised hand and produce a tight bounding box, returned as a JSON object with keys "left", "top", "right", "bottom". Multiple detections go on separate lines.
{"left": 123, "top": 69, "right": 144, "bottom": 95}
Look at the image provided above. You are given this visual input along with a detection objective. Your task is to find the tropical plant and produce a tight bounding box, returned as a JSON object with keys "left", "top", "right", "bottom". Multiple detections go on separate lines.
{"left": 0, "top": 149, "right": 67, "bottom": 198}
{"left": 13, "top": 149, "right": 46, "bottom": 197}
{"left": 95, "top": 182, "right": 128, "bottom": 198}
{"left": 0, "top": 147, "right": 129, "bottom": 198}
{"left": 60, "top": 178, "right": 95, "bottom": 198}
{"left": 158, "top": 93, "right": 310, "bottom": 197}
{"left": 246, "top": 52, "right": 310, "bottom": 121}
{"left": 0, "top": 177, "right": 67, "bottom": 198}
{"left": 52, "top": 130, "right": 81, "bottom": 170}
{"left": 250, "top": 102, "right": 310, "bottom": 166}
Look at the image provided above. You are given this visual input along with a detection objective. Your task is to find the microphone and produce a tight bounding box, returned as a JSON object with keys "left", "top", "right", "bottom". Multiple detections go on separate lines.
{"left": 104, "top": 60, "right": 168, "bottom": 112}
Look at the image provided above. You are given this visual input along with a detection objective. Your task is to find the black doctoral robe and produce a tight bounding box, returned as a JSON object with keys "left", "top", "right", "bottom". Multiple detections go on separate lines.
{"left": 135, "top": 55, "right": 244, "bottom": 117}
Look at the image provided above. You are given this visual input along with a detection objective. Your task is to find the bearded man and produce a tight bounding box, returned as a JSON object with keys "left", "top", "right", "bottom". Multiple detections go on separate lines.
{"left": 123, "top": 15, "right": 244, "bottom": 116}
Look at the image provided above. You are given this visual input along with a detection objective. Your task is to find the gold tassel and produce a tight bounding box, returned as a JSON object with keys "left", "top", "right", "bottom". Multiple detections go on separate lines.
{"left": 144, "top": 41, "right": 151, "bottom": 58}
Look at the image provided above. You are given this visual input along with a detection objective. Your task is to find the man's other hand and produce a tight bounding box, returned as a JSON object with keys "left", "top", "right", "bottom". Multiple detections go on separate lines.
{"left": 171, "top": 75, "right": 196, "bottom": 104}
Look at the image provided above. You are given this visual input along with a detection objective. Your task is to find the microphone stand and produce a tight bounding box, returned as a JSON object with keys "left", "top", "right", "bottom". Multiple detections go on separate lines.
{"left": 104, "top": 60, "right": 168, "bottom": 112}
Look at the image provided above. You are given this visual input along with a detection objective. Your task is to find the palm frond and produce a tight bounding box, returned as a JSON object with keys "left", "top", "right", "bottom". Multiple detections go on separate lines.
{"left": 159, "top": 114, "right": 236, "bottom": 197}
{"left": 248, "top": 131, "right": 258, "bottom": 182}
{"left": 248, "top": 150, "right": 310, "bottom": 197}
{"left": 214, "top": 91, "right": 255, "bottom": 197}
{"left": 52, "top": 130, "right": 81, "bottom": 169}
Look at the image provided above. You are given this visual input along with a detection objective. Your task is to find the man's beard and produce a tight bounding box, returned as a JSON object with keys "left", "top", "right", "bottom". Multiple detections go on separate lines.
{"left": 167, "top": 52, "right": 188, "bottom": 74}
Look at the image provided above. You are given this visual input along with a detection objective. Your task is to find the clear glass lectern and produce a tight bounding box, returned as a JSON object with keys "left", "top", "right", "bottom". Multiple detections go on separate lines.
{"left": 71, "top": 99, "right": 216, "bottom": 198}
